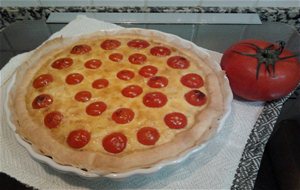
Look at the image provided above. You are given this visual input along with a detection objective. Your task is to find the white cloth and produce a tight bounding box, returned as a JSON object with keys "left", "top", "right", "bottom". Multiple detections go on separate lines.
{"left": 0, "top": 15, "right": 264, "bottom": 189}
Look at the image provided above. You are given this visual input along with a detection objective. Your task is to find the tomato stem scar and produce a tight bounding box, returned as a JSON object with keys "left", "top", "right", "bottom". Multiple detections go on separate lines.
{"left": 233, "top": 41, "right": 299, "bottom": 80}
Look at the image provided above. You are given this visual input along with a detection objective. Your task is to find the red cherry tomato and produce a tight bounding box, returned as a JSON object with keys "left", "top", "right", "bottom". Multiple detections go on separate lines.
{"left": 143, "top": 92, "right": 168, "bottom": 108}
{"left": 139, "top": 65, "right": 158, "bottom": 78}
{"left": 101, "top": 39, "right": 121, "bottom": 50}
{"left": 67, "top": 129, "right": 90, "bottom": 149}
{"left": 180, "top": 73, "right": 204, "bottom": 88}
{"left": 102, "top": 132, "right": 127, "bottom": 154}
{"left": 51, "top": 58, "right": 73, "bottom": 69}
{"left": 167, "top": 56, "right": 190, "bottom": 69}
{"left": 221, "top": 39, "right": 300, "bottom": 101}
{"left": 44, "top": 111, "right": 63, "bottom": 129}
{"left": 121, "top": 85, "right": 143, "bottom": 98}
{"left": 86, "top": 101, "right": 107, "bottom": 116}
{"left": 70, "top": 44, "right": 91, "bottom": 54}
{"left": 92, "top": 79, "right": 109, "bottom": 89}
{"left": 74, "top": 91, "right": 92, "bottom": 102}
{"left": 117, "top": 70, "right": 135, "bottom": 80}
{"left": 109, "top": 53, "right": 123, "bottom": 62}
{"left": 112, "top": 108, "right": 135, "bottom": 124}
{"left": 127, "top": 39, "right": 150, "bottom": 49}
{"left": 150, "top": 46, "right": 171, "bottom": 57}
{"left": 164, "top": 112, "right": 187, "bottom": 129}
{"left": 65, "top": 73, "right": 84, "bottom": 85}
{"left": 137, "top": 127, "right": 160, "bottom": 145}
{"left": 33, "top": 74, "right": 53, "bottom": 88}
{"left": 147, "top": 76, "right": 168, "bottom": 88}
{"left": 32, "top": 94, "right": 53, "bottom": 109}
{"left": 128, "top": 53, "right": 147, "bottom": 65}
{"left": 184, "top": 90, "right": 206, "bottom": 106}
{"left": 84, "top": 59, "right": 102, "bottom": 69}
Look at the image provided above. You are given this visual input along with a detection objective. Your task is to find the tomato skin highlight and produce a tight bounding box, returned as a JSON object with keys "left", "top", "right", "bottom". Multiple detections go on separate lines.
{"left": 33, "top": 74, "right": 53, "bottom": 88}
{"left": 101, "top": 39, "right": 121, "bottom": 50}
{"left": 127, "top": 39, "right": 150, "bottom": 49}
{"left": 102, "top": 132, "right": 127, "bottom": 154}
{"left": 147, "top": 76, "right": 168, "bottom": 88}
{"left": 92, "top": 79, "right": 109, "bottom": 89}
{"left": 109, "top": 53, "right": 123, "bottom": 62}
{"left": 44, "top": 111, "right": 63, "bottom": 128}
{"left": 128, "top": 53, "right": 147, "bottom": 65}
{"left": 221, "top": 39, "right": 300, "bottom": 101}
{"left": 75, "top": 91, "right": 92, "bottom": 102}
{"left": 117, "top": 70, "right": 135, "bottom": 80}
{"left": 84, "top": 59, "right": 102, "bottom": 69}
{"left": 121, "top": 85, "right": 143, "bottom": 98}
{"left": 139, "top": 65, "right": 158, "bottom": 78}
{"left": 65, "top": 73, "right": 84, "bottom": 85}
{"left": 137, "top": 127, "right": 160, "bottom": 145}
{"left": 112, "top": 108, "right": 135, "bottom": 124}
{"left": 86, "top": 101, "right": 107, "bottom": 116}
{"left": 167, "top": 56, "right": 190, "bottom": 69}
{"left": 71, "top": 44, "right": 91, "bottom": 54}
{"left": 67, "top": 129, "right": 91, "bottom": 149}
{"left": 51, "top": 58, "right": 73, "bottom": 69}
{"left": 180, "top": 73, "right": 203, "bottom": 88}
{"left": 184, "top": 90, "right": 206, "bottom": 106}
{"left": 143, "top": 92, "right": 168, "bottom": 108}
{"left": 32, "top": 94, "right": 53, "bottom": 109}
{"left": 164, "top": 112, "right": 187, "bottom": 129}
{"left": 150, "top": 46, "right": 171, "bottom": 56}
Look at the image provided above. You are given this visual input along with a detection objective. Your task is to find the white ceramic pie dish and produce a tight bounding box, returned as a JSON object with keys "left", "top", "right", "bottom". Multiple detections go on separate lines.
{"left": 5, "top": 28, "right": 233, "bottom": 179}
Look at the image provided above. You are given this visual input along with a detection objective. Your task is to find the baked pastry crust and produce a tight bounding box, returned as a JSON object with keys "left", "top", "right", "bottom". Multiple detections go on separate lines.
{"left": 9, "top": 28, "right": 232, "bottom": 173}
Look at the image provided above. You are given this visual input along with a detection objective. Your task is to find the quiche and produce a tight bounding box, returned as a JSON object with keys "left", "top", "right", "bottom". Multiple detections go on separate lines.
{"left": 9, "top": 28, "right": 232, "bottom": 174}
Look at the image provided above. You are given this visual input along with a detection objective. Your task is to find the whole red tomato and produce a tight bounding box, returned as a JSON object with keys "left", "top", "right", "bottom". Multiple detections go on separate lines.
{"left": 221, "top": 39, "right": 300, "bottom": 101}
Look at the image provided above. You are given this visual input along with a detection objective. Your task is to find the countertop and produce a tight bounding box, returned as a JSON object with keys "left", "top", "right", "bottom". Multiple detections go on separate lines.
{"left": 0, "top": 16, "right": 299, "bottom": 189}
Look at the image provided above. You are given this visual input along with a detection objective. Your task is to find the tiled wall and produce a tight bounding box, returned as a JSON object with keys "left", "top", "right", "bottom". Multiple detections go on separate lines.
{"left": 1, "top": 0, "right": 300, "bottom": 7}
